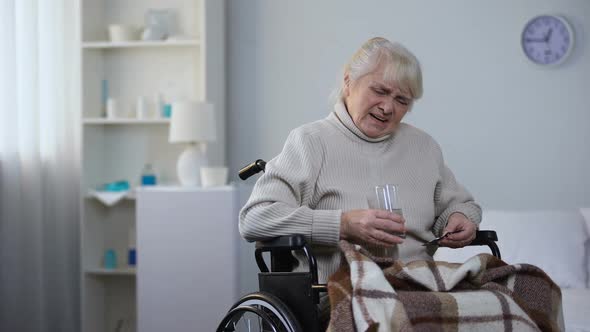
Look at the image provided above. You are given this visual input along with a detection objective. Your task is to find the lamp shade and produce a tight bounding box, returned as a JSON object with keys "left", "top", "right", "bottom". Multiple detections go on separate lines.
{"left": 169, "top": 101, "right": 216, "bottom": 143}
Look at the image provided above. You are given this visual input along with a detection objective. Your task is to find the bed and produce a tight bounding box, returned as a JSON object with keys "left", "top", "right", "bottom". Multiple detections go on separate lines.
{"left": 434, "top": 208, "right": 590, "bottom": 331}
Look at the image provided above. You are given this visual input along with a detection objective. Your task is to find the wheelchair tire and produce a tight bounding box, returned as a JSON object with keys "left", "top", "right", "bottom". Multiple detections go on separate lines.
{"left": 216, "top": 292, "right": 303, "bottom": 332}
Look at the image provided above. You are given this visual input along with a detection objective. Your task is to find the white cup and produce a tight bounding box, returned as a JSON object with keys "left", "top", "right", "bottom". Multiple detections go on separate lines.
{"left": 106, "top": 98, "right": 119, "bottom": 119}
{"left": 136, "top": 96, "right": 149, "bottom": 119}
{"left": 108, "top": 24, "right": 140, "bottom": 42}
{"left": 200, "top": 167, "right": 228, "bottom": 188}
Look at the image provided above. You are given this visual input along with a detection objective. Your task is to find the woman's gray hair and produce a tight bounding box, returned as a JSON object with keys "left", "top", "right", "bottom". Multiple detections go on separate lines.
{"left": 334, "top": 37, "right": 423, "bottom": 102}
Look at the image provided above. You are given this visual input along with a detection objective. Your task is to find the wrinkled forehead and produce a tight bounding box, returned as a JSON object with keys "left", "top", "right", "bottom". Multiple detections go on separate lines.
{"left": 374, "top": 61, "right": 413, "bottom": 97}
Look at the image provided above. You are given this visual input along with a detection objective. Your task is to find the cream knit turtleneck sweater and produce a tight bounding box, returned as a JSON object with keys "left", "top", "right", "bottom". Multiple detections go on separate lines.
{"left": 239, "top": 101, "right": 481, "bottom": 283}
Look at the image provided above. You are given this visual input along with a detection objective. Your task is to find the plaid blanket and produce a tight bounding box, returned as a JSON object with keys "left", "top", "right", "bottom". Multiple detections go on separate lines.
{"left": 327, "top": 241, "right": 564, "bottom": 332}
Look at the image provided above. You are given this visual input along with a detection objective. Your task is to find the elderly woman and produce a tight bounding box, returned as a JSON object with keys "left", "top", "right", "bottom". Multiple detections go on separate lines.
{"left": 239, "top": 37, "right": 480, "bottom": 284}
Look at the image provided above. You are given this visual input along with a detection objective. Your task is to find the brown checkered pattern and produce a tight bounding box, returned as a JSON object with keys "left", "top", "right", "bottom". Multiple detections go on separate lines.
{"left": 327, "top": 241, "right": 564, "bottom": 332}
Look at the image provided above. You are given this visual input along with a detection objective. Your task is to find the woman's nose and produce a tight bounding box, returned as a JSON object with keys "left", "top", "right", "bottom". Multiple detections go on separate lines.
{"left": 379, "top": 99, "right": 394, "bottom": 114}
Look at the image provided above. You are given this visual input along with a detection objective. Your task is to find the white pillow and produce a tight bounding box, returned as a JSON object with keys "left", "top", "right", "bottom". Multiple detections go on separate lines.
{"left": 561, "top": 288, "right": 590, "bottom": 331}
{"left": 579, "top": 208, "right": 590, "bottom": 288}
{"left": 434, "top": 209, "right": 589, "bottom": 289}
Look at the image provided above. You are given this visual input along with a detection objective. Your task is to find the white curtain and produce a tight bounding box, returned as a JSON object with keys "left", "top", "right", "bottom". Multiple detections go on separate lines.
{"left": 0, "top": 0, "right": 80, "bottom": 331}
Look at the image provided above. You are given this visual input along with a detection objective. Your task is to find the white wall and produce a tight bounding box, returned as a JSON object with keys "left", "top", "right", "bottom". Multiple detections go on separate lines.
{"left": 227, "top": 0, "right": 590, "bottom": 295}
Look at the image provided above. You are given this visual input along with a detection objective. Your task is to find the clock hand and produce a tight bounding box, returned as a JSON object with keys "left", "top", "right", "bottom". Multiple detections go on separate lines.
{"left": 544, "top": 28, "right": 553, "bottom": 43}
{"left": 524, "top": 37, "right": 546, "bottom": 43}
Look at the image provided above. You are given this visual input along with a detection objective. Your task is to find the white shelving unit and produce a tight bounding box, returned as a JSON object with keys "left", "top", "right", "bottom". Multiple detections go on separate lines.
{"left": 78, "top": 1, "right": 225, "bottom": 332}
{"left": 82, "top": 39, "right": 200, "bottom": 49}
{"left": 86, "top": 268, "right": 137, "bottom": 276}
{"left": 82, "top": 118, "right": 170, "bottom": 125}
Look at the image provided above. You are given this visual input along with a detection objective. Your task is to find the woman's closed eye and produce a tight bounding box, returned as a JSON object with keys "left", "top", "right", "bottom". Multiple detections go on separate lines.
{"left": 372, "top": 87, "right": 388, "bottom": 95}
{"left": 371, "top": 85, "right": 411, "bottom": 106}
{"left": 395, "top": 96, "right": 410, "bottom": 106}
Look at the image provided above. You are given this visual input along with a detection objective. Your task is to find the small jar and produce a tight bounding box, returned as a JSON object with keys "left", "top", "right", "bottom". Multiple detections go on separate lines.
{"left": 141, "top": 163, "right": 157, "bottom": 186}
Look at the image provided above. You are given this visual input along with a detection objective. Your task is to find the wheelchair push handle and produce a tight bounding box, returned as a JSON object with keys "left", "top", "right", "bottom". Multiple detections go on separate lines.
{"left": 239, "top": 159, "right": 266, "bottom": 180}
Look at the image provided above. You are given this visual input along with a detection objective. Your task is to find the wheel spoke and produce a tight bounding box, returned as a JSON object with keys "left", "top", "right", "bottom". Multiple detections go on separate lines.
{"left": 216, "top": 293, "right": 302, "bottom": 332}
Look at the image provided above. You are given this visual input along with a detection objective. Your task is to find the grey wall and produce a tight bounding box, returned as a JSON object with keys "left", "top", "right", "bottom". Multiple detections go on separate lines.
{"left": 227, "top": 0, "right": 590, "bottom": 295}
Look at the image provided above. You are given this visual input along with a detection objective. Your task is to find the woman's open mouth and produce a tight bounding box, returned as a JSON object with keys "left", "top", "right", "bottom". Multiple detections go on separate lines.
{"left": 370, "top": 113, "right": 387, "bottom": 123}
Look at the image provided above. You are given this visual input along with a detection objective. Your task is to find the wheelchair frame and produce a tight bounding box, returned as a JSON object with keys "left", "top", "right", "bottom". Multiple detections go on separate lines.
{"left": 216, "top": 160, "right": 500, "bottom": 332}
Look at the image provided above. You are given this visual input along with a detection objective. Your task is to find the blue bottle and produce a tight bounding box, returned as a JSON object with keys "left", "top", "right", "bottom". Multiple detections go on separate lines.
{"left": 162, "top": 103, "right": 172, "bottom": 118}
{"left": 128, "top": 248, "right": 136, "bottom": 266}
{"left": 141, "top": 164, "right": 157, "bottom": 186}
{"left": 104, "top": 249, "right": 117, "bottom": 269}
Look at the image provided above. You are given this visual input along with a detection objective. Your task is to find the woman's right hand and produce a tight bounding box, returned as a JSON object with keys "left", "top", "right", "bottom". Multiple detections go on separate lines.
{"left": 340, "top": 209, "right": 405, "bottom": 247}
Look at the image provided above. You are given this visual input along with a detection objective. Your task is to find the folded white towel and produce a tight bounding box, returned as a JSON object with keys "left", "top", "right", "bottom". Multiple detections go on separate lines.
{"left": 88, "top": 190, "right": 130, "bottom": 207}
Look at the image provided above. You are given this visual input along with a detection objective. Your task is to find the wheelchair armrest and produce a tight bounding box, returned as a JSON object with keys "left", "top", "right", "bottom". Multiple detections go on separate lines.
{"left": 471, "top": 230, "right": 498, "bottom": 244}
{"left": 254, "top": 235, "right": 319, "bottom": 287}
{"left": 467, "top": 230, "right": 501, "bottom": 259}
{"left": 255, "top": 234, "right": 307, "bottom": 251}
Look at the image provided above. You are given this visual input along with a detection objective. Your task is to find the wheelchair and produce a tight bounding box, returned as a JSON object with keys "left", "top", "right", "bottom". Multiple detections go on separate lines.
{"left": 216, "top": 159, "right": 501, "bottom": 332}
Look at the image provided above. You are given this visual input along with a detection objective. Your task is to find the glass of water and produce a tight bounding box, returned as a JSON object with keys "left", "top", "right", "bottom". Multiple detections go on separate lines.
{"left": 372, "top": 184, "right": 406, "bottom": 238}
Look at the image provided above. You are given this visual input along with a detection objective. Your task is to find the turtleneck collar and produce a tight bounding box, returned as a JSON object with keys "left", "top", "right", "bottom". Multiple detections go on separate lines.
{"left": 333, "top": 100, "right": 392, "bottom": 143}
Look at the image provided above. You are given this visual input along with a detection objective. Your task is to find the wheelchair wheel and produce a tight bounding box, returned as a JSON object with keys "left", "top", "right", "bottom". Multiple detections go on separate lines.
{"left": 216, "top": 292, "right": 302, "bottom": 332}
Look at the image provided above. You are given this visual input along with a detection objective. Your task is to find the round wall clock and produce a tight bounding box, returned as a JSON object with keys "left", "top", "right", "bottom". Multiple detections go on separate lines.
{"left": 521, "top": 15, "right": 574, "bottom": 66}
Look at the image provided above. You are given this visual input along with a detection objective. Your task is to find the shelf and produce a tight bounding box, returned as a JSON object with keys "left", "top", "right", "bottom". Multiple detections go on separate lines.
{"left": 83, "top": 118, "right": 170, "bottom": 125}
{"left": 86, "top": 190, "right": 136, "bottom": 201}
{"left": 82, "top": 39, "right": 200, "bottom": 49}
{"left": 85, "top": 268, "right": 137, "bottom": 276}
{"left": 136, "top": 185, "right": 235, "bottom": 193}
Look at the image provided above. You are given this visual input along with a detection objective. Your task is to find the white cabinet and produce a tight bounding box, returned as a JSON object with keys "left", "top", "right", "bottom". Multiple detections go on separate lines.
{"left": 136, "top": 186, "right": 238, "bottom": 332}
{"left": 78, "top": 1, "right": 225, "bottom": 331}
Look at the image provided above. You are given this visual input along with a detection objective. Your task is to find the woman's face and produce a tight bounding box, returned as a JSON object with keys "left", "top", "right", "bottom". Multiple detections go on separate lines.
{"left": 343, "top": 66, "right": 413, "bottom": 138}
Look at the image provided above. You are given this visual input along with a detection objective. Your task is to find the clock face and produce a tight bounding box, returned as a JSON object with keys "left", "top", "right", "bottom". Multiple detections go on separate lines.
{"left": 521, "top": 15, "right": 574, "bottom": 65}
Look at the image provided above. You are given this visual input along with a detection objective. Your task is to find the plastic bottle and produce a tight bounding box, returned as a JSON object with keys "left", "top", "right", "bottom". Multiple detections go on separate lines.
{"left": 104, "top": 249, "right": 117, "bottom": 269}
{"left": 141, "top": 163, "right": 157, "bottom": 186}
{"left": 128, "top": 225, "right": 137, "bottom": 266}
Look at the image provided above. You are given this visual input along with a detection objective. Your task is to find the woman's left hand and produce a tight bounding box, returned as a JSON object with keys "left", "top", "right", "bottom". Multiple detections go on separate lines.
{"left": 438, "top": 212, "right": 477, "bottom": 248}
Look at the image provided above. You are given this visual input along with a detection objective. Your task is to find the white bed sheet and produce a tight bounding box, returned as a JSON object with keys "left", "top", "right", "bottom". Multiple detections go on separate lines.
{"left": 562, "top": 289, "right": 590, "bottom": 331}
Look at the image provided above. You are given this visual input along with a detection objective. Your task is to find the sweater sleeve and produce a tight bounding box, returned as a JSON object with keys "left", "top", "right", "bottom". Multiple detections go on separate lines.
{"left": 431, "top": 143, "right": 482, "bottom": 237}
{"left": 238, "top": 128, "right": 342, "bottom": 247}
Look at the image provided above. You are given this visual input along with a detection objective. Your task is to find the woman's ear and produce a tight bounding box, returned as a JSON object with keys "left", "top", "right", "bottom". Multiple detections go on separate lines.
{"left": 343, "top": 73, "right": 351, "bottom": 97}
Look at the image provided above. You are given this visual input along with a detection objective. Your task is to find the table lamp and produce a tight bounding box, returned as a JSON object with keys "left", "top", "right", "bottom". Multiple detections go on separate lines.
{"left": 169, "top": 101, "right": 216, "bottom": 186}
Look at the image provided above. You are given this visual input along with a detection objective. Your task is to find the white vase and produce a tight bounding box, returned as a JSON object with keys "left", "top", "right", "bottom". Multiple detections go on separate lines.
{"left": 177, "top": 143, "right": 207, "bottom": 186}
